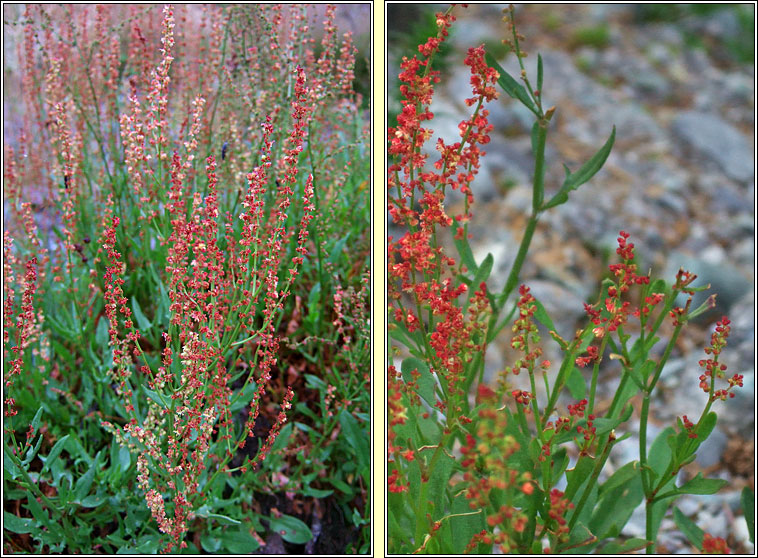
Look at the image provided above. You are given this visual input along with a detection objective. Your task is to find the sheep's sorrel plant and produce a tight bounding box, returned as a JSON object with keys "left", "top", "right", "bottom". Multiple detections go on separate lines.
{"left": 387, "top": 5, "right": 750, "bottom": 555}
{"left": 3, "top": 3, "right": 370, "bottom": 554}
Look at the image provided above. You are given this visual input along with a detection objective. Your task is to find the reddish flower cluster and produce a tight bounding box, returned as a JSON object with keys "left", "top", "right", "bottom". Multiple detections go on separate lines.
{"left": 576, "top": 414, "right": 597, "bottom": 448}
{"left": 6, "top": 5, "right": 367, "bottom": 552}
{"left": 681, "top": 415, "right": 697, "bottom": 438}
{"left": 546, "top": 489, "right": 574, "bottom": 539}
{"left": 669, "top": 268, "right": 699, "bottom": 326}
{"left": 388, "top": 467, "right": 410, "bottom": 494}
{"left": 575, "top": 345, "right": 599, "bottom": 368}
{"left": 463, "top": 45, "right": 499, "bottom": 106}
{"left": 511, "top": 389, "right": 533, "bottom": 406}
{"left": 584, "top": 231, "right": 657, "bottom": 339}
{"left": 505, "top": 286, "right": 543, "bottom": 375}
{"left": 460, "top": 406, "right": 529, "bottom": 553}
{"left": 695, "top": 317, "right": 743, "bottom": 402}
{"left": 701, "top": 533, "right": 730, "bottom": 554}
{"left": 101, "top": 216, "right": 140, "bottom": 413}
{"left": 4, "top": 254, "right": 39, "bottom": 419}
{"left": 49, "top": 102, "right": 80, "bottom": 265}
{"left": 567, "top": 399, "right": 587, "bottom": 418}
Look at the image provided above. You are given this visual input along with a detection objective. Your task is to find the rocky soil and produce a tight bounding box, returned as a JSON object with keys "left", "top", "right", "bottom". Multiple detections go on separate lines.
{"left": 389, "top": 4, "right": 754, "bottom": 553}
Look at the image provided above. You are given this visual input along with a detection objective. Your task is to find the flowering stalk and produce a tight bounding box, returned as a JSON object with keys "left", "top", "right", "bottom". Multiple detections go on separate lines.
{"left": 4, "top": 4, "right": 368, "bottom": 553}
{"left": 388, "top": 6, "right": 741, "bottom": 554}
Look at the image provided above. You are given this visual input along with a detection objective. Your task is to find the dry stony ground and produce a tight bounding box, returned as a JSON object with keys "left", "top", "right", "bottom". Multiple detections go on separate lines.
{"left": 389, "top": 3, "right": 754, "bottom": 553}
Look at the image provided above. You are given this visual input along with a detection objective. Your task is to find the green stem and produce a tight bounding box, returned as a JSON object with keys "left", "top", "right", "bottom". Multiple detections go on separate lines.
{"left": 567, "top": 432, "right": 615, "bottom": 532}
{"left": 5, "top": 449, "right": 64, "bottom": 519}
{"left": 532, "top": 121, "right": 548, "bottom": 212}
{"left": 306, "top": 121, "right": 326, "bottom": 346}
{"left": 498, "top": 215, "right": 539, "bottom": 309}
{"left": 587, "top": 334, "right": 610, "bottom": 416}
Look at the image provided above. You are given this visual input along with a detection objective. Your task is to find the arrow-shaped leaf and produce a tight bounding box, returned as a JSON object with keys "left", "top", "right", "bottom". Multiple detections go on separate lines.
{"left": 542, "top": 126, "right": 616, "bottom": 210}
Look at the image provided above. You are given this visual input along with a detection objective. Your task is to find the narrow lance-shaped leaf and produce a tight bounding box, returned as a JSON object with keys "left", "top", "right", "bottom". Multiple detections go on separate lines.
{"left": 673, "top": 506, "right": 704, "bottom": 549}
{"left": 542, "top": 125, "right": 616, "bottom": 210}
{"left": 536, "top": 53, "right": 544, "bottom": 94}
{"left": 41, "top": 434, "right": 70, "bottom": 473}
{"left": 131, "top": 296, "right": 151, "bottom": 332}
{"left": 742, "top": 487, "right": 754, "bottom": 544}
{"left": 485, "top": 52, "right": 540, "bottom": 116}
{"left": 453, "top": 222, "right": 478, "bottom": 273}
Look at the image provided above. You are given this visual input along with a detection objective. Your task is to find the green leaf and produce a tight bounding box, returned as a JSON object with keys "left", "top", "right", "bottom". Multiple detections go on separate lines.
{"left": 51, "top": 340, "right": 76, "bottom": 370}
{"left": 307, "top": 282, "right": 321, "bottom": 310}
{"left": 563, "top": 126, "right": 616, "bottom": 190}
{"left": 330, "top": 477, "right": 354, "bottom": 496}
{"left": 95, "top": 316, "right": 109, "bottom": 348}
{"left": 566, "top": 455, "right": 596, "bottom": 499}
{"left": 3, "top": 511, "right": 34, "bottom": 534}
{"left": 551, "top": 446, "right": 570, "bottom": 480}
{"left": 201, "top": 534, "right": 223, "bottom": 553}
{"left": 118, "top": 446, "right": 131, "bottom": 473}
{"left": 207, "top": 513, "right": 241, "bottom": 526}
{"left": 532, "top": 298, "right": 557, "bottom": 332}
{"left": 742, "top": 486, "right": 755, "bottom": 544}
{"left": 452, "top": 222, "right": 477, "bottom": 272}
{"left": 131, "top": 296, "right": 151, "bottom": 332}
{"left": 566, "top": 366, "right": 586, "bottom": 399}
{"left": 648, "top": 426, "right": 676, "bottom": 479}
{"left": 591, "top": 404, "right": 633, "bottom": 437}
{"left": 673, "top": 506, "right": 704, "bottom": 549}
{"left": 646, "top": 428, "right": 679, "bottom": 542}
{"left": 485, "top": 52, "right": 539, "bottom": 115}
{"left": 599, "top": 461, "right": 640, "bottom": 497}
{"left": 598, "top": 538, "right": 650, "bottom": 554}
{"left": 445, "top": 492, "right": 487, "bottom": 553}
{"left": 565, "top": 521, "right": 597, "bottom": 552}
{"left": 302, "top": 486, "right": 334, "bottom": 498}
{"left": 67, "top": 434, "right": 94, "bottom": 467}
{"left": 270, "top": 422, "right": 292, "bottom": 454}
{"left": 4, "top": 448, "right": 20, "bottom": 480}
{"left": 471, "top": 253, "right": 493, "bottom": 288}
{"left": 329, "top": 235, "right": 349, "bottom": 266}
{"left": 697, "top": 411, "right": 717, "bottom": 441}
{"left": 428, "top": 450, "right": 455, "bottom": 520}
{"left": 294, "top": 402, "right": 319, "bottom": 423}
{"left": 230, "top": 380, "right": 258, "bottom": 412}
{"left": 79, "top": 494, "right": 106, "bottom": 508}
{"left": 143, "top": 387, "right": 169, "bottom": 409}
{"left": 536, "top": 53, "right": 544, "bottom": 94}
{"left": 46, "top": 313, "right": 77, "bottom": 339}
{"left": 30, "top": 406, "right": 44, "bottom": 433}
{"left": 22, "top": 426, "right": 44, "bottom": 466}
{"left": 304, "top": 373, "right": 327, "bottom": 391}
{"left": 676, "top": 473, "right": 728, "bottom": 496}
{"left": 401, "top": 357, "right": 437, "bottom": 409}
{"left": 132, "top": 535, "right": 161, "bottom": 554}
{"left": 24, "top": 492, "right": 51, "bottom": 526}
{"left": 268, "top": 514, "right": 312, "bottom": 544}
{"left": 542, "top": 126, "right": 616, "bottom": 210}
{"left": 589, "top": 473, "right": 644, "bottom": 540}
{"left": 41, "top": 434, "right": 70, "bottom": 473}
{"left": 338, "top": 409, "right": 369, "bottom": 468}
{"left": 75, "top": 467, "right": 95, "bottom": 500}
